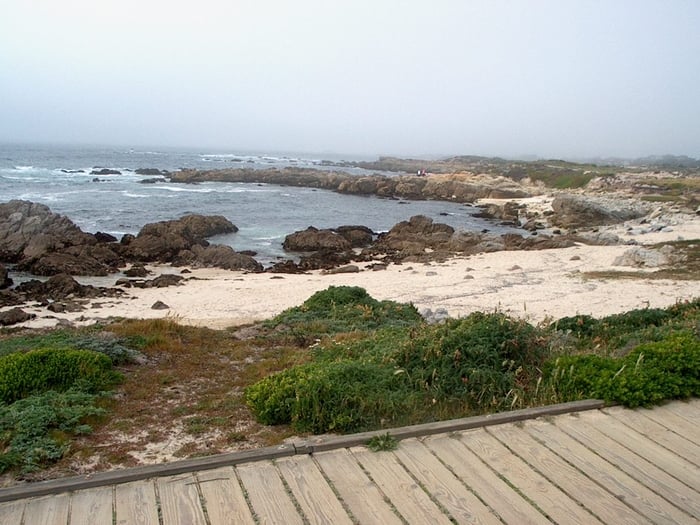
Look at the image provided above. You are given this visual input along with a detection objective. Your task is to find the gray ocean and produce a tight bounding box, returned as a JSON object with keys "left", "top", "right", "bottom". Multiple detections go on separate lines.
{"left": 0, "top": 144, "right": 519, "bottom": 267}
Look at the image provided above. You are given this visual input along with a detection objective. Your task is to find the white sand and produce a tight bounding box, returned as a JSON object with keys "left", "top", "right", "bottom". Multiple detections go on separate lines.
{"left": 8, "top": 210, "right": 699, "bottom": 329}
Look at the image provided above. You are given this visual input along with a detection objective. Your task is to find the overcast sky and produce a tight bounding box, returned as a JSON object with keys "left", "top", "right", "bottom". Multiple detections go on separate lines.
{"left": 1, "top": 1, "right": 698, "bottom": 158}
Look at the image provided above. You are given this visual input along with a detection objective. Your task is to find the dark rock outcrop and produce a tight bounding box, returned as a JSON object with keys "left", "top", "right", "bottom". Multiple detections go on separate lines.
{"left": 283, "top": 227, "right": 352, "bottom": 252}
{"left": 0, "top": 307, "right": 35, "bottom": 326}
{"left": 124, "top": 214, "right": 237, "bottom": 262}
{"left": 175, "top": 244, "right": 263, "bottom": 272}
{"left": 0, "top": 200, "right": 122, "bottom": 275}
{"left": 0, "top": 263, "right": 12, "bottom": 289}
{"left": 124, "top": 264, "right": 150, "bottom": 277}
{"left": 1, "top": 273, "right": 124, "bottom": 309}
{"left": 335, "top": 225, "right": 374, "bottom": 247}
{"left": 90, "top": 168, "right": 121, "bottom": 175}
{"left": 373, "top": 215, "right": 455, "bottom": 254}
{"left": 135, "top": 168, "right": 169, "bottom": 175}
{"left": 0, "top": 200, "right": 96, "bottom": 262}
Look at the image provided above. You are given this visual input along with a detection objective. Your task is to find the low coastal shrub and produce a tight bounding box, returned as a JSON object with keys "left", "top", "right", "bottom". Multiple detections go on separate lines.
{"left": 265, "top": 285, "right": 422, "bottom": 338}
{"left": 0, "top": 348, "right": 119, "bottom": 404}
{"left": 0, "top": 388, "right": 105, "bottom": 473}
{"left": 549, "top": 300, "right": 699, "bottom": 353}
{"left": 0, "top": 330, "right": 144, "bottom": 365}
{"left": 245, "top": 360, "right": 417, "bottom": 433}
{"left": 389, "top": 313, "right": 547, "bottom": 405}
{"left": 543, "top": 332, "right": 700, "bottom": 407}
{"left": 247, "top": 310, "right": 550, "bottom": 432}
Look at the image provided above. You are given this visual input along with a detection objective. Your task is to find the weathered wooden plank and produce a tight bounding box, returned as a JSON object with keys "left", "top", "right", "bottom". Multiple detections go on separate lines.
{"left": 197, "top": 467, "right": 255, "bottom": 525}
{"left": 394, "top": 438, "right": 502, "bottom": 525}
{"left": 526, "top": 417, "right": 695, "bottom": 525}
{"left": 22, "top": 493, "right": 70, "bottom": 525}
{"left": 578, "top": 410, "right": 700, "bottom": 491}
{"left": 604, "top": 405, "right": 700, "bottom": 466}
{"left": 426, "top": 434, "right": 549, "bottom": 525}
{"left": 487, "top": 422, "right": 650, "bottom": 524}
{"left": 0, "top": 499, "right": 25, "bottom": 523}
{"left": 663, "top": 399, "right": 700, "bottom": 424}
{"left": 236, "top": 460, "right": 304, "bottom": 525}
{"left": 313, "top": 448, "right": 403, "bottom": 525}
{"left": 276, "top": 455, "right": 353, "bottom": 525}
{"left": 350, "top": 446, "right": 453, "bottom": 525}
{"left": 641, "top": 405, "right": 700, "bottom": 446}
{"left": 460, "top": 428, "right": 601, "bottom": 524}
{"left": 556, "top": 413, "right": 700, "bottom": 518}
{"left": 69, "top": 486, "right": 113, "bottom": 524}
{"left": 157, "top": 474, "right": 207, "bottom": 525}
{"left": 115, "top": 479, "right": 158, "bottom": 525}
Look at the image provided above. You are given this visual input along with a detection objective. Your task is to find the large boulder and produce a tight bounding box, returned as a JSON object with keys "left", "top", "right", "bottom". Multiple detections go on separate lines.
{"left": 283, "top": 227, "right": 352, "bottom": 252}
{"left": 176, "top": 244, "right": 263, "bottom": 272}
{"left": 551, "top": 195, "right": 649, "bottom": 229}
{"left": 334, "top": 225, "right": 374, "bottom": 247}
{"left": 0, "top": 200, "right": 96, "bottom": 262}
{"left": 125, "top": 214, "right": 238, "bottom": 262}
{"left": 374, "top": 215, "right": 455, "bottom": 253}
{"left": 0, "top": 307, "right": 35, "bottom": 326}
{"left": 0, "top": 200, "right": 122, "bottom": 276}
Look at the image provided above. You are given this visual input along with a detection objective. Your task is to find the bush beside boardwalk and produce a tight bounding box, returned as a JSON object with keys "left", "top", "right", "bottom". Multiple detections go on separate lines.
{"left": 1, "top": 286, "right": 698, "bottom": 480}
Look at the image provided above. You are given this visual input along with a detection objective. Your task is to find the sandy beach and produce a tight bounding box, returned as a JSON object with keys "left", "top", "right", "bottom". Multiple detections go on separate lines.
{"left": 12, "top": 204, "right": 700, "bottom": 330}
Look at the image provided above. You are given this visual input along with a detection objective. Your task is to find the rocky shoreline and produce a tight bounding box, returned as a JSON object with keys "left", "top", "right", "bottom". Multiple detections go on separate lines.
{"left": 1, "top": 164, "right": 699, "bottom": 327}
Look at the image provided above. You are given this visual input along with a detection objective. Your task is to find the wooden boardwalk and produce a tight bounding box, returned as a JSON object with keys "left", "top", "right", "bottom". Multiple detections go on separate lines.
{"left": 1, "top": 399, "right": 698, "bottom": 524}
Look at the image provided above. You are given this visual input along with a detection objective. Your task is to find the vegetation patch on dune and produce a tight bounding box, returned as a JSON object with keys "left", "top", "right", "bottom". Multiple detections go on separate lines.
{"left": 0, "top": 288, "right": 698, "bottom": 481}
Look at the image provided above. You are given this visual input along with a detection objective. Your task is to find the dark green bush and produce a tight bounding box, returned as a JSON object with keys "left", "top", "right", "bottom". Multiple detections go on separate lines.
{"left": 266, "top": 286, "right": 422, "bottom": 337}
{"left": 0, "top": 388, "right": 105, "bottom": 473}
{"left": 391, "top": 313, "right": 545, "bottom": 404}
{"left": 543, "top": 332, "right": 700, "bottom": 407}
{"left": 0, "top": 348, "right": 119, "bottom": 404}
{"left": 245, "top": 360, "right": 416, "bottom": 433}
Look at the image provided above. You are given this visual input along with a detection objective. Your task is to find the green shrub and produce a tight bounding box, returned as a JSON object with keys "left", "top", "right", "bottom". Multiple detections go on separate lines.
{"left": 0, "top": 348, "right": 119, "bottom": 404}
{"left": 0, "top": 388, "right": 105, "bottom": 473}
{"left": 543, "top": 332, "right": 700, "bottom": 407}
{"left": 266, "top": 286, "right": 422, "bottom": 337}
{"left": 245, "top": 360, "right": 416, "bottom": 433}
{"left": 0, "top": 331, "right": 74, "bottom": 358}
{"left": 391, "top": 313, "right": 545, "bottom": 405}
{"left": 0, "top": 330, "right": 143, "bottom": 365}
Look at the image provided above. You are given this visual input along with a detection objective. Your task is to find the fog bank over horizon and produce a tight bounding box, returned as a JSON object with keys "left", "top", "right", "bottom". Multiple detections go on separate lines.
{"left": 1, "top": 1, "right": 698, "bottom": 160}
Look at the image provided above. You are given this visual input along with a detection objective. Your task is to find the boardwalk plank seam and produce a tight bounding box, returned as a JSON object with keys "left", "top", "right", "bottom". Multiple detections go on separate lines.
{"left": 459, "top": 428, "right": 601, "bottom": 524}
{"left": 347, "top": 449, "right": 411, "bottom": 525}
{"left": 555, "top": 413, "right": 700, "bottom": 518}
{"left": 309, "top": 455, "right": 360, "bottom": 524}
{"left": 234, "top": 466, "right": 259, "bottom": 525}
{"left": 419, "top": 436, "right": 503, "bottom": 521}
{"left": 580, "top": 411, "right": 700, "bottom": 491}
{"left": 604, "top": 406, "right": 700, "bottom": 467}
{"left": 525, "top": 418, "right": 696, "bottom": 525}
{"left": 486, "top": 422, "right": 650, "bottom": 524}
{"left": 389, "top": 449, "right": 458, "bottom": 524}
{"left": 272, "top": 460, "right": 312, "bottom": 524}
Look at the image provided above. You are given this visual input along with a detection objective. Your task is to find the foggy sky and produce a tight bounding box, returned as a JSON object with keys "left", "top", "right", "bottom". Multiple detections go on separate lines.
{"left": 1, "top": 1, "right": 698, "bottom": 159}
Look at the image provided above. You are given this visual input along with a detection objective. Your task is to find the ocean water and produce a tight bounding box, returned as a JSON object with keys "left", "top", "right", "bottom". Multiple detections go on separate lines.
{"left": 0, "top": 143, "right": 519, "bottom": 267}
